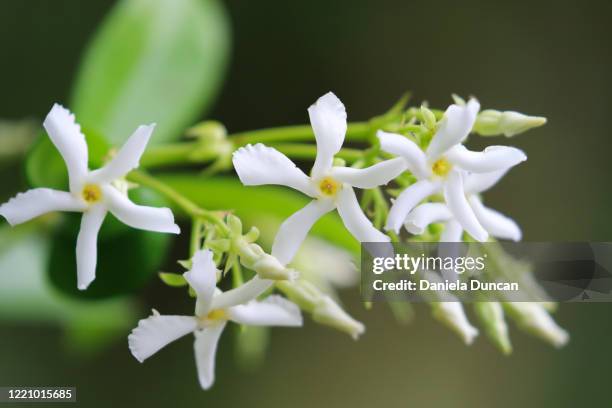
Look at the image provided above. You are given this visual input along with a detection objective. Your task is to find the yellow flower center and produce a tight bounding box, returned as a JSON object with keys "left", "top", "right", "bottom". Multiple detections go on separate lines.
{"left": 432, "top": 158, "right": 452, "bottom": 177}
{"left": 206, "top": 309, "right": 228, "bottom": 322}
{"left": 82, "top": 184, "right": 103, "bottom": 204}
{"left": 318, "top": 177, "right": 341, "bottom": 197}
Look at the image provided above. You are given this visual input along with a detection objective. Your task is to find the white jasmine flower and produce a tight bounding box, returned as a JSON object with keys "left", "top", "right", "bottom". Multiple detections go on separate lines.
{"left": 378, "top": 98, "right": 526, "bottom": 241}
{"left": 404, "top": 169, "right": 522, "bottom": 242}
{"left": 128, "top": 249, "right": 303, "bottom": 390}
{"left": 233, "top": 92, "right": 406, "bottom": 266}
{"left": 0, "top": 104, "right": 180, "bottom": 290}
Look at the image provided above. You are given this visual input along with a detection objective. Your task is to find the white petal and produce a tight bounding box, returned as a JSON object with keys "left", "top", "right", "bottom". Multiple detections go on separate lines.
{"left": 404, "top": 203, "right": 452, "bottom": 235}
{"left": 426, "top": 98, "right": 480, "bottom": 161}
{"left": 469, "top": 196, "right": 522, "bottom": 241}
{"left": 272, "top": 199, "right": 335, "bottom": 265}
{"left": 232, "top": 144, "right": 316, "bottom": 197}
{"left": 76, "top": 205, "right": 107, "bottom": 290}
{"left": 385, "top": 180, "right": 440, "bottom": 233}
{"left": 194, "top": 323, "right": 226, "bottom": 390}
{"left": 440, "top": 220, "right": 464, "bottom": 242}
{"left": 308, "top": 92, "right": 347, "bottom": 179}
{"left": 103, "top": 185, "right": 180, "bottom": 234}
{"left": 128, "top": 312, "right": 197, "bottom": 363}
{"left": 377, "top": 130, "right": 430, "bottom": 179}
{"left": 228, "top": 295, "right": 303, "bottom": 327}
{"left": 337, "top": 186, "right": 389, "bottom": 242}
{"left": 330, "top": 158, "right": 407, "bottom": 189}
{"left": 446, "top": 144, "right": 527, "bottom": 173}
{"left": 43, "top": 104, "right": 89, "bottom": 193}
{"left": 443, "top": 172, "right": 488, "bottom": 242}
{"left": 183, "top": 249, "right": 218, "bottom": 316}
{"left": 211, "top": 276, "right": 274, "bottom": 310}
{"left": 0, "top": 188, "right": 85, "bottom": 226}
{"left": 463, "top": 169, "right": 509, "bottom": 194}
{"left": 88, "top": 124, "right": 154, "bottom": 183}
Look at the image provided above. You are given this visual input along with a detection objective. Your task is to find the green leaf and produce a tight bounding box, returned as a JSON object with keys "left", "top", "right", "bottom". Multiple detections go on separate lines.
{"left": 159, "top": 272, "right": 188, "bottom": 287}
{"left": 70, "top": 0, "right": 230, "bottom": 146}
{"left": 0, "top": 224, "right": 136, "bottom": 353}
{"left": 48, "top": 216, "right": 171, "bottom": 299}
{"left": 157, "top": 174, "right": 360, "bottom": 254}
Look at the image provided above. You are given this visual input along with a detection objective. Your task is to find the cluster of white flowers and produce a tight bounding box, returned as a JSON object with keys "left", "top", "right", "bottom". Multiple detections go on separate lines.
{"left": 0, "top": 94, "right": 567, "bottom": 390}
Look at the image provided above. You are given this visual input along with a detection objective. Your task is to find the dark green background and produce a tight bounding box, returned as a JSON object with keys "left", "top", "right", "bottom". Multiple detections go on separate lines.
{"left": 0, "top": 1, "right": 611, "bottom": 406}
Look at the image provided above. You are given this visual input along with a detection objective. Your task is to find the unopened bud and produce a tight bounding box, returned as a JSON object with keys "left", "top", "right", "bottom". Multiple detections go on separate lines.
{"left": 251, "top": 251, "right": 298, "bottom": 281}
{"left": 474, "top": 110, "right": 547, "bottom": 137}
{"left": 278, "top": 280, "right": 364, "bottom": 339}
{"left": 504, "top": 302, "right": 568, "bottom": 348}
{"left": 420, "top": 106, "right": 437, "bottom": 130}
{"left": 186, "top": 120, "right": 227, "bottom": 142}
{"left": 312, "top": 296, "right": 365, "bottom": 339}
{"left": 431, "top": 302, "right": 479, "bottom": 345}
{"left": 473, "top": 302, "right": 512, "bottom": 354}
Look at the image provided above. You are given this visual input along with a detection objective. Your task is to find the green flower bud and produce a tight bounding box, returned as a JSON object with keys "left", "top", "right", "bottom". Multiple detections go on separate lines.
{"left": 474, "top": 110, "right": 547, "bottom": 137}
{"left": 278, "top": 280, "right": 365, "bottom": 339}
{"left": 420, "top": 106, "right": 437, "bottom": 130}
{"left": 474, "top": 302, "right": 512, "bottom": 354}
{"left": 431, "top": 301, "right": 479, "bottom": 345}
{"left": 226, "top": 214, "right": 243, "bottom": 236}
{"left": 503, "top": 302, "right": 569, "bottom": 348}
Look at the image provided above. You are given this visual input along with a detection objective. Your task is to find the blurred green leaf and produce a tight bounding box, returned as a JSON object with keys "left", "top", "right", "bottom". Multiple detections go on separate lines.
{"left": 71, "top": 0, "right": 230, "bottom": 146}
{"left": 158, "top": 174, "right": 360, "bottom": 254}
{"left": 159, "top": 272, "right": 188, "bottom": 287}
{"left": 0, "top": 224, "right": 136, "bottom": 352}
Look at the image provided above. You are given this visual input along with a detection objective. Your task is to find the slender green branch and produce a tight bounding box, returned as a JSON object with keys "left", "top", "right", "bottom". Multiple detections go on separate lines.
{"left": 231, "top": 122, "right": 371, "bottom": 146}
{"left": 140, "top": 143, "right": 218, "bottom": 168}
{"left": 127, "top": 170, "right": 230, "bottom": 234}
{"left": 190, "top": 218, "right": 204, "bottom": 257}
{"left": 270, "top": 143, "right": 363, "bottom": 162}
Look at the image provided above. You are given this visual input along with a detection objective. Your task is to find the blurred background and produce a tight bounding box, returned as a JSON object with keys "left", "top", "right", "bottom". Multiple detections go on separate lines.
{"left": 0, "top": 0, "right": 611, "bottom": 406}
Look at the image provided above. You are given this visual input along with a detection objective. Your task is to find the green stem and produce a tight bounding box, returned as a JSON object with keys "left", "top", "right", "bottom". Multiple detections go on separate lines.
{"left": 190, "top": 218, "right": 203, "bottom": 257}
{"left": 269, "top": 143, "right": 363, "bottom": 162}
{"left": 127, "top": 170, "right": 230, "bottom": 235}
{"left": 139, "top": 122, "right": 372, "bottom": 169}
{"left": 231, "top": 122, "right": 371, "bottom": 146}
{"left": 140, "top": 143, "right": 218, "bottom": 168}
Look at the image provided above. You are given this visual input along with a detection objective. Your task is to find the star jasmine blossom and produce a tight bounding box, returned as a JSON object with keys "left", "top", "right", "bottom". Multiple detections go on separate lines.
{"left": 128, "top": 249, "right": 303, "bottom": 389}
{"left": 378, "top": 98, "right": 527, "bottom": 241}
{"left": 0, "top": 104, "right": 180, "bottom": 289}
{"left": 404, "top": 169, "right": 522, "bottom": 242}
{"left": 233, "top": 92, "right": 405, "bottom": 266}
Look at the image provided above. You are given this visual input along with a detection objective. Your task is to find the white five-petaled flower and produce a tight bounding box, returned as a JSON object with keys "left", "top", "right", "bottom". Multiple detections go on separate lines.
{"left": 128, "top": 249, "right": 303, "bottom": 390}
{"left": 233, "top": 92, "right": 406, "bottom": 266}
{"left": 378, "top": 98, "right": 527, "bottom": 242}
{"left": 404, "top": 169, "right": 522, "bottom": 242}
{"left": 0, "top": 104, "right": 180, "bottom": 290}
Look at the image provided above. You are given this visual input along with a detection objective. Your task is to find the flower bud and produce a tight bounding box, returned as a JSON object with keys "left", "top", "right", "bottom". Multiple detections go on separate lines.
{"left": 420, "top": 106, "right": 437, "bottom": 130}
{"left": 474, "top": 110, "right": 547, "bottom": 137}
{"left": 277, "top": 280, "right": 365, "bottom": 339}
{"left": 226, "top": 214, "right": 243, "bottom": 236}
{"left": 251, "top": 253, "right": 299, "bottom": 281}
{"left": 431, "top": 302, "right": 479, "bottom": 345}
{"left": 473, "top": 302, "right": 511, "bottom": 354}
{"left": 186, "top": 120, "right": 227, "bottom": 142}
{"left": 503, "top": 302, "right": 569, "bottom": 348}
